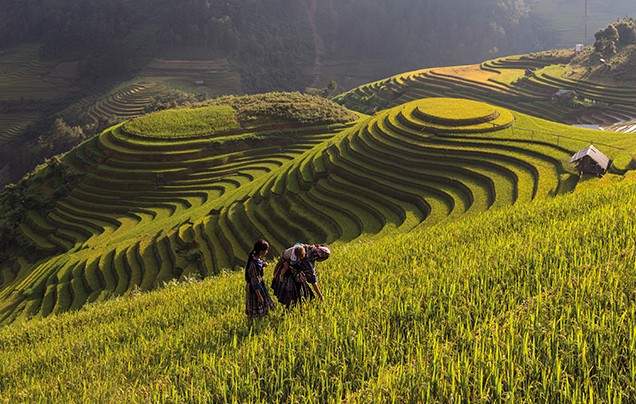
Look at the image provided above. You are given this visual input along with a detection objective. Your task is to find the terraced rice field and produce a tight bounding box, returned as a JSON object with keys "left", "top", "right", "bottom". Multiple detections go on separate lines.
{"left": 0, "top": 44, "right": 78, "bottom": 144}
{"left": 607, "top": 120, "right": 636, "bottom": 133}
{"left": 72, "top": 82, "right": 171, "bottom": 130}
{"left": 0, "top": 107, "right": 352, "bottom": 322}
{"left": 2, "top": 155, "right": 636, "bottom": 402}
{"left": 2, "top": 96, "right": 636, "bottom": 324}
{"left": 0, "top": 113, "right": 40, "bottom": 145}
{"left": 141, "top": 58, "right": 242, "bottom": 96}
{"left": 0, "top": 44, "right": 77, "bottom": 101}
{"left": 335, "top": 54, "right": 636, "bottom": 131}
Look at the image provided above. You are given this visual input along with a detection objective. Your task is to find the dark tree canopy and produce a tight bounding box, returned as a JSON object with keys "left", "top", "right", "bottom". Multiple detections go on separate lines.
{"left": 1, "top": 0, "right": 546, "bottom": 92}
{"left": 594, "top": 18, "right": 636, "bottom": 58}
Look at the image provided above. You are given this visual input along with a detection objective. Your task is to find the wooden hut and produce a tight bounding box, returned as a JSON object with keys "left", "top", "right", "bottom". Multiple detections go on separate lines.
{"left": 570, "top": 145, "right": 610, "bottom": 177}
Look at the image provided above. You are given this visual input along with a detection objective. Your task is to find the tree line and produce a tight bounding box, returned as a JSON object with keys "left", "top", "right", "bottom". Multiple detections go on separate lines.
{"left": 1, "top": 0, "right": 548, "bottom": 92}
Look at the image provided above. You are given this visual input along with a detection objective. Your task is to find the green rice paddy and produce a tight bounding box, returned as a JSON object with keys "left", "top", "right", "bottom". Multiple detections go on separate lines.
{"left": 2, "top": 54, "right": 636, "bottom": 399}
{"left": 1, "top": 173, "right": 636, "bottom": 401}
{"left": 2, "top": 95, "right": 635, "bottom": 325}
{"left": 123, "top": 104, "right": 239, "bottom": 138}
{"left": 335, "top": 53, "right": 636, "bottom": 129}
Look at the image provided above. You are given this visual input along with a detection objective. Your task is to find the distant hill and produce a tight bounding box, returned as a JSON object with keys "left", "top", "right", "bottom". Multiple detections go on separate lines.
{"left": 533, "top": 0, "right": 635, "bottom": 47}
{"left": 0, "top": 0, "right": 557, "bottom": 188}
{"left": 2, "top": 0, "right": 592, "bottom": 93}
{"left": 2, "top": 1, "right": 634, "bottom": 189}
{"left": 335, "top": 47, "right": 636, "bottom": 130}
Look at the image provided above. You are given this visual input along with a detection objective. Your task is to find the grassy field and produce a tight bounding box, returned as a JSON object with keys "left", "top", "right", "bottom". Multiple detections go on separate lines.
{"left": 123, "top": 105, "right": 239, "bottom": 138}
{"left": 2, "top": 95, "right": 636, "bottom": 324}
{"left": 1, "top": 54, "right": 636, "bottom": 399}
{"left": 1, "top": 173, "right": 635, "bottom": 401}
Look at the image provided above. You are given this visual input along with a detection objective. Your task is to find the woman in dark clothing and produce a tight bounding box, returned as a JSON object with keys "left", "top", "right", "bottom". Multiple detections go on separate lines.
{"left": 272, "top": 244, "right": 331, "bottom": 307}
{"left": 245, "top": 239, "right": 275, "bottom": 319}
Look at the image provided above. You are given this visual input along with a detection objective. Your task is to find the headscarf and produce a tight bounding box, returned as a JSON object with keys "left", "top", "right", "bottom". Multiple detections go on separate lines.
{"left": 286, "top": 243, "right": 305, "bottom": 263}
{"left": 308, "top": 245, "right": 331, "bottom": 262}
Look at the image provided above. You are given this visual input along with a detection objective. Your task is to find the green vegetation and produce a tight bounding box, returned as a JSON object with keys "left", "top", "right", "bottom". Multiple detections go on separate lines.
{"left": 63, "top": 82, "right": 175, "bottom": 131}
{"left": 335, "top": 51, "right": 636, "bottom": 129}
{"left": 0, "top": 157, "right": 83, "bottom": 262}
{"left": 594, "top": 18, "right": 636, "bottom": 58}
{"left": 415, "top": 98, "right": 498, "bottom": 124}
{"left": 1, "top": 46, "right": 636, "bottom": 398}
{"left": 2, "top": 94, "right": 636, "bottom": 324}
{"left": 120, "top": 92, "right": 357, "bottom": 139}
{"left": 407, "top": 98, "right": 514, "bottom": 133}
{"left": 581, "top": 19, "right": 636, "bottom": 83}
{"left": 2, "top": 5, "right": 636, "bottom": 400}
{"left": 209, "top": 92, "right": 358, "bottom": 126}
{"left": 1, "top": 174, "right": 636, "bottom": 401}
{"left": 124, "top": 105, "right": 239, "bottom": 139}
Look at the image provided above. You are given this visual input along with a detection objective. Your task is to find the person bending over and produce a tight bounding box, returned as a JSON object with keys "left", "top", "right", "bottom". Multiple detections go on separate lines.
{"left": 272, "top": 243, "right": 331, "bottom": 307}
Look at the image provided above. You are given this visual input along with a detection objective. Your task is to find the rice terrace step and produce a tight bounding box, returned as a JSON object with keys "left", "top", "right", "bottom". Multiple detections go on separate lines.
{"left": 2, "top": 11, "right": 636, "bottom": 399}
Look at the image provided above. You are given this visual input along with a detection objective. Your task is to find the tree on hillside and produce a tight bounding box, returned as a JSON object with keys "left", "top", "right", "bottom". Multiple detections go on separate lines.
{"left": 38, "top": 118, "right": 85, "bottom": 155}
{"left": 615, "top": 18, "right": 636, "bottom": 46}
{"left": 594, "top": 24, "right": 620, "bottom": 58}
{"left": 594, "top": 18, "right": 636, "bottom": 59}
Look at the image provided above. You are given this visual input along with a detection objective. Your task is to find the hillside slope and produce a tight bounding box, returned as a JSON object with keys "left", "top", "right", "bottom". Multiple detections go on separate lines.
{"left": 1, "top": 93, "right": 636, "bottom": 324}
{"left": 334, "top": 51, "right": 636, "bottom": 130}
{"left": 533, "top": 0, "right": 634, "bottom": 46}
{"left": 1, "top": 174, "right": 635, "bottom": 401}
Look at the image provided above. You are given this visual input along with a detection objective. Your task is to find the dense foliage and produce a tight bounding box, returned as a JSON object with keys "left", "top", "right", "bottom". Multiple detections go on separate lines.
{"left": 315, "top": 0, "right": 544, "bottom": 67}
{"left": 1, "top": 0, "right": 547, "bottom": 91}
{"left": 0, "top": 0, "right": 312, "bottom": 92}
{"left": 594, "top": 18, "right": 636, "bottom": 58}
{"left": 209, "top": 92, "right": 359, "bottom": 126}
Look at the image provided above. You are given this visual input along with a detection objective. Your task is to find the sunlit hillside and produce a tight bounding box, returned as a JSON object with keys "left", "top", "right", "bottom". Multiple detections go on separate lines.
{"left": 1, "top": 173, "right": 635, "bottom": 401}
{"left": 2, "top": 91, "right": 636, "bottom": 324}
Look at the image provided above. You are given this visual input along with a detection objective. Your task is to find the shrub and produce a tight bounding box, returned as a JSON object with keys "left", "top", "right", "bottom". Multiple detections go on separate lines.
{"left": 37, "top": 118, "right": 85, "bottom": 154}
{"left": 209, "top": 92, "right": 358, "bottom": 126}
{"left": 0, "top": 157, "right": 83, "bottom": 263}
{"left": 143, "top": 91, "right": 204, "bottom": 114}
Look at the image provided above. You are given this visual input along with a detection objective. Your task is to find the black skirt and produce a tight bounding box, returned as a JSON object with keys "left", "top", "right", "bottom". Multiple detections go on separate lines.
{"left": 272, "top": 272, "right": 315, "bottom": 307}
{"left": 245, "top": 281, "right": 274, "bottom": 318}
